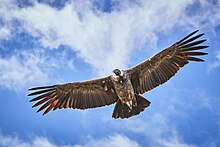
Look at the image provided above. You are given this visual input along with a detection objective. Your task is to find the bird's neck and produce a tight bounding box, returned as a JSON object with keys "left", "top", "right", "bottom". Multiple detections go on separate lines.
{"left": 119, "top": 76, "right": 126, "bottom": 84}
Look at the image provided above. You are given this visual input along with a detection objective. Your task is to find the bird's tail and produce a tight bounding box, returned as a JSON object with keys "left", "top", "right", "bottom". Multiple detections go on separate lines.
{"left": 112, "top": 94, "right": 150, "bottom": 119}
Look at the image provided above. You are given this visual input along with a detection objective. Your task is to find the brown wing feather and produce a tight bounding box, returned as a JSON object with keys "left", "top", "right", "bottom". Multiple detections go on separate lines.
{"left": 28, "top": 76, "right": 118, "bottom": 115}
{"left": 127, "top": 30, "right": 208, "bottom": 94}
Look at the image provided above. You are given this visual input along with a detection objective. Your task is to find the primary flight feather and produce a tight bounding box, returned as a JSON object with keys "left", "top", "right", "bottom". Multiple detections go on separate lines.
{"left": 28, "top": 30, "right": 208, "bottom": 119}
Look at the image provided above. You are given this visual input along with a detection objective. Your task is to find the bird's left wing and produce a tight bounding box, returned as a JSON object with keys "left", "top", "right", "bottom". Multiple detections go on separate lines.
{"left": 127, "top": 30, "right": 208, "bottom": 94}
{"left": 28, "top": 76, "right": 118, "bottom": 115}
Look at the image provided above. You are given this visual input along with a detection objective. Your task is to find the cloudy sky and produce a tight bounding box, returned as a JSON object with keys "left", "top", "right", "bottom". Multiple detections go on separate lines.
{"left": 0, "top": 0, "right": 220, "bottom": 146}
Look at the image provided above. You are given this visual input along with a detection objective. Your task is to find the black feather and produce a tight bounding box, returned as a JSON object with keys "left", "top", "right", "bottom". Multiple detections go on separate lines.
{"left": 176, "top": 30, "right": 199, "bottom": 44}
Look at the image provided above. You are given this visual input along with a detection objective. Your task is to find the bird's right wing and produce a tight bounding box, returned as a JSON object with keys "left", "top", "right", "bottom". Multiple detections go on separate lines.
{"left": 127, "top": 30, "right": 208, "bottom": 94}
{"left": 28, "top": 76, "right": 118, "bottom": 115}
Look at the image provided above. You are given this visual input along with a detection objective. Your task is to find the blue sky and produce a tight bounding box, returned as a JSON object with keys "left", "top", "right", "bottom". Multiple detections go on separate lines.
{"left": 0, "top": 0, "right": 220, "bottom": 147}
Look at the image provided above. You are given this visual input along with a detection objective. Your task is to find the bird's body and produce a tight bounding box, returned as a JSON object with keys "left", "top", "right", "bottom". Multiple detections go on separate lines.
{"left": 111, "top": 71, "right": 136, "bottom": 109}
{"left": 28, "top": 30, "right": 208, "bottom": 119}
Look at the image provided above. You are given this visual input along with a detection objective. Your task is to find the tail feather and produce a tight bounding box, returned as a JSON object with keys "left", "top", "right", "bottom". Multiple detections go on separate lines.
{"left": 112, "top": 94, "right": 150, "bottom": 119}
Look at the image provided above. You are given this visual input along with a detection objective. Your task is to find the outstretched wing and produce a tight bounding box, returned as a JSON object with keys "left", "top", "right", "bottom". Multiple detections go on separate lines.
{"left": 28, "top": 76, "right": 118, "bottom": 115}
{"left": 127, "top": 30, "right": 208, "bottom": 94}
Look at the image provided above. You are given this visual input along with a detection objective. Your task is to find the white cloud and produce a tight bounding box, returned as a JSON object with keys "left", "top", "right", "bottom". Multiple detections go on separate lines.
{"left": 119, "top": 114, "right": 195, "bottom": 147}
{"left": 1, "top": 0, "right": 219, "bottom": 75}
{"left": 0, "top": 133, "right": 140, "bottom": 147}
{"left": 0, "top": 50, "right": 49, "bottom": 91}
{"left": 76, "top": 134, "right": 140, "bottom": 147}
{"left": 158, "top": 136, "right": 195, "bottom": 147}
{"left": 101, "top": 113, "right": 195, "bottom": 147}
{"left": 0, "top": 26, "right": 12, "bottom": 40}
{"left": 0, "top": 134, "right": 56, "bottom": 147}
{"left": 184, "top": 0, "right": 220, "bottom": 30}
{"left": 208, "top": 50, "right": 220, "bottom": 71}
{"left": 0, "top": 48, "right": 76, "bottom": 91}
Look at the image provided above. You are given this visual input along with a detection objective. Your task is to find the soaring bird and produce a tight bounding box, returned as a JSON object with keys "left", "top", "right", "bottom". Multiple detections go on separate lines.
{"left": 28, "top": 30, "right": 208, "bottom": 119}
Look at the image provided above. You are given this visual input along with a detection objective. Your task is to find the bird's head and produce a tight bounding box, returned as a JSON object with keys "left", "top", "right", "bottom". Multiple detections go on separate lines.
{"left": 112, "top": 69, "right": 125, "bottom": 83}
{"left": 112, "top": 69, "right": 124, "bottom": 79}
{"left": 113, "top": 69, "right": 121, "bottom": 76}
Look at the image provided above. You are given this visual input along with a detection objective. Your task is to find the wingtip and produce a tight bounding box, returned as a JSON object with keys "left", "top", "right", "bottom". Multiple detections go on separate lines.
{"left": 28, "top": 93, "right": 34, "bottom": 96}
{"left": 191, "top": 29, "right": 200, "bottom": 35}
{"left": 36, "top": 111, "right": 46, "bottom": 116}
{"left": 199, "top": 59, "right": 205, "bottom": 62}
{"left": 203, "top": 45, "right": 209, "bottom": 48}
{"left": 176, "top": 30, "right": 201, "bottom": 45}
{"left": 43, "top": 111, "right": 48, "bottom": 116}
{"left": 198, "top": 33, "right": 205, "bottom": 38}
{"left": 32, "top": 103, "right": 38, "bottom": 108}
{"left": 28, "top": 92, "right": 38, "bottom": 96}
{"left": 195, "top": 29, "right": 199, "bottom": 33}
{"left": 28, "top": 85, "right": 55, "bottom": 91}
{"left": 37, "top": 109, "right": 41, "bottom": 113}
